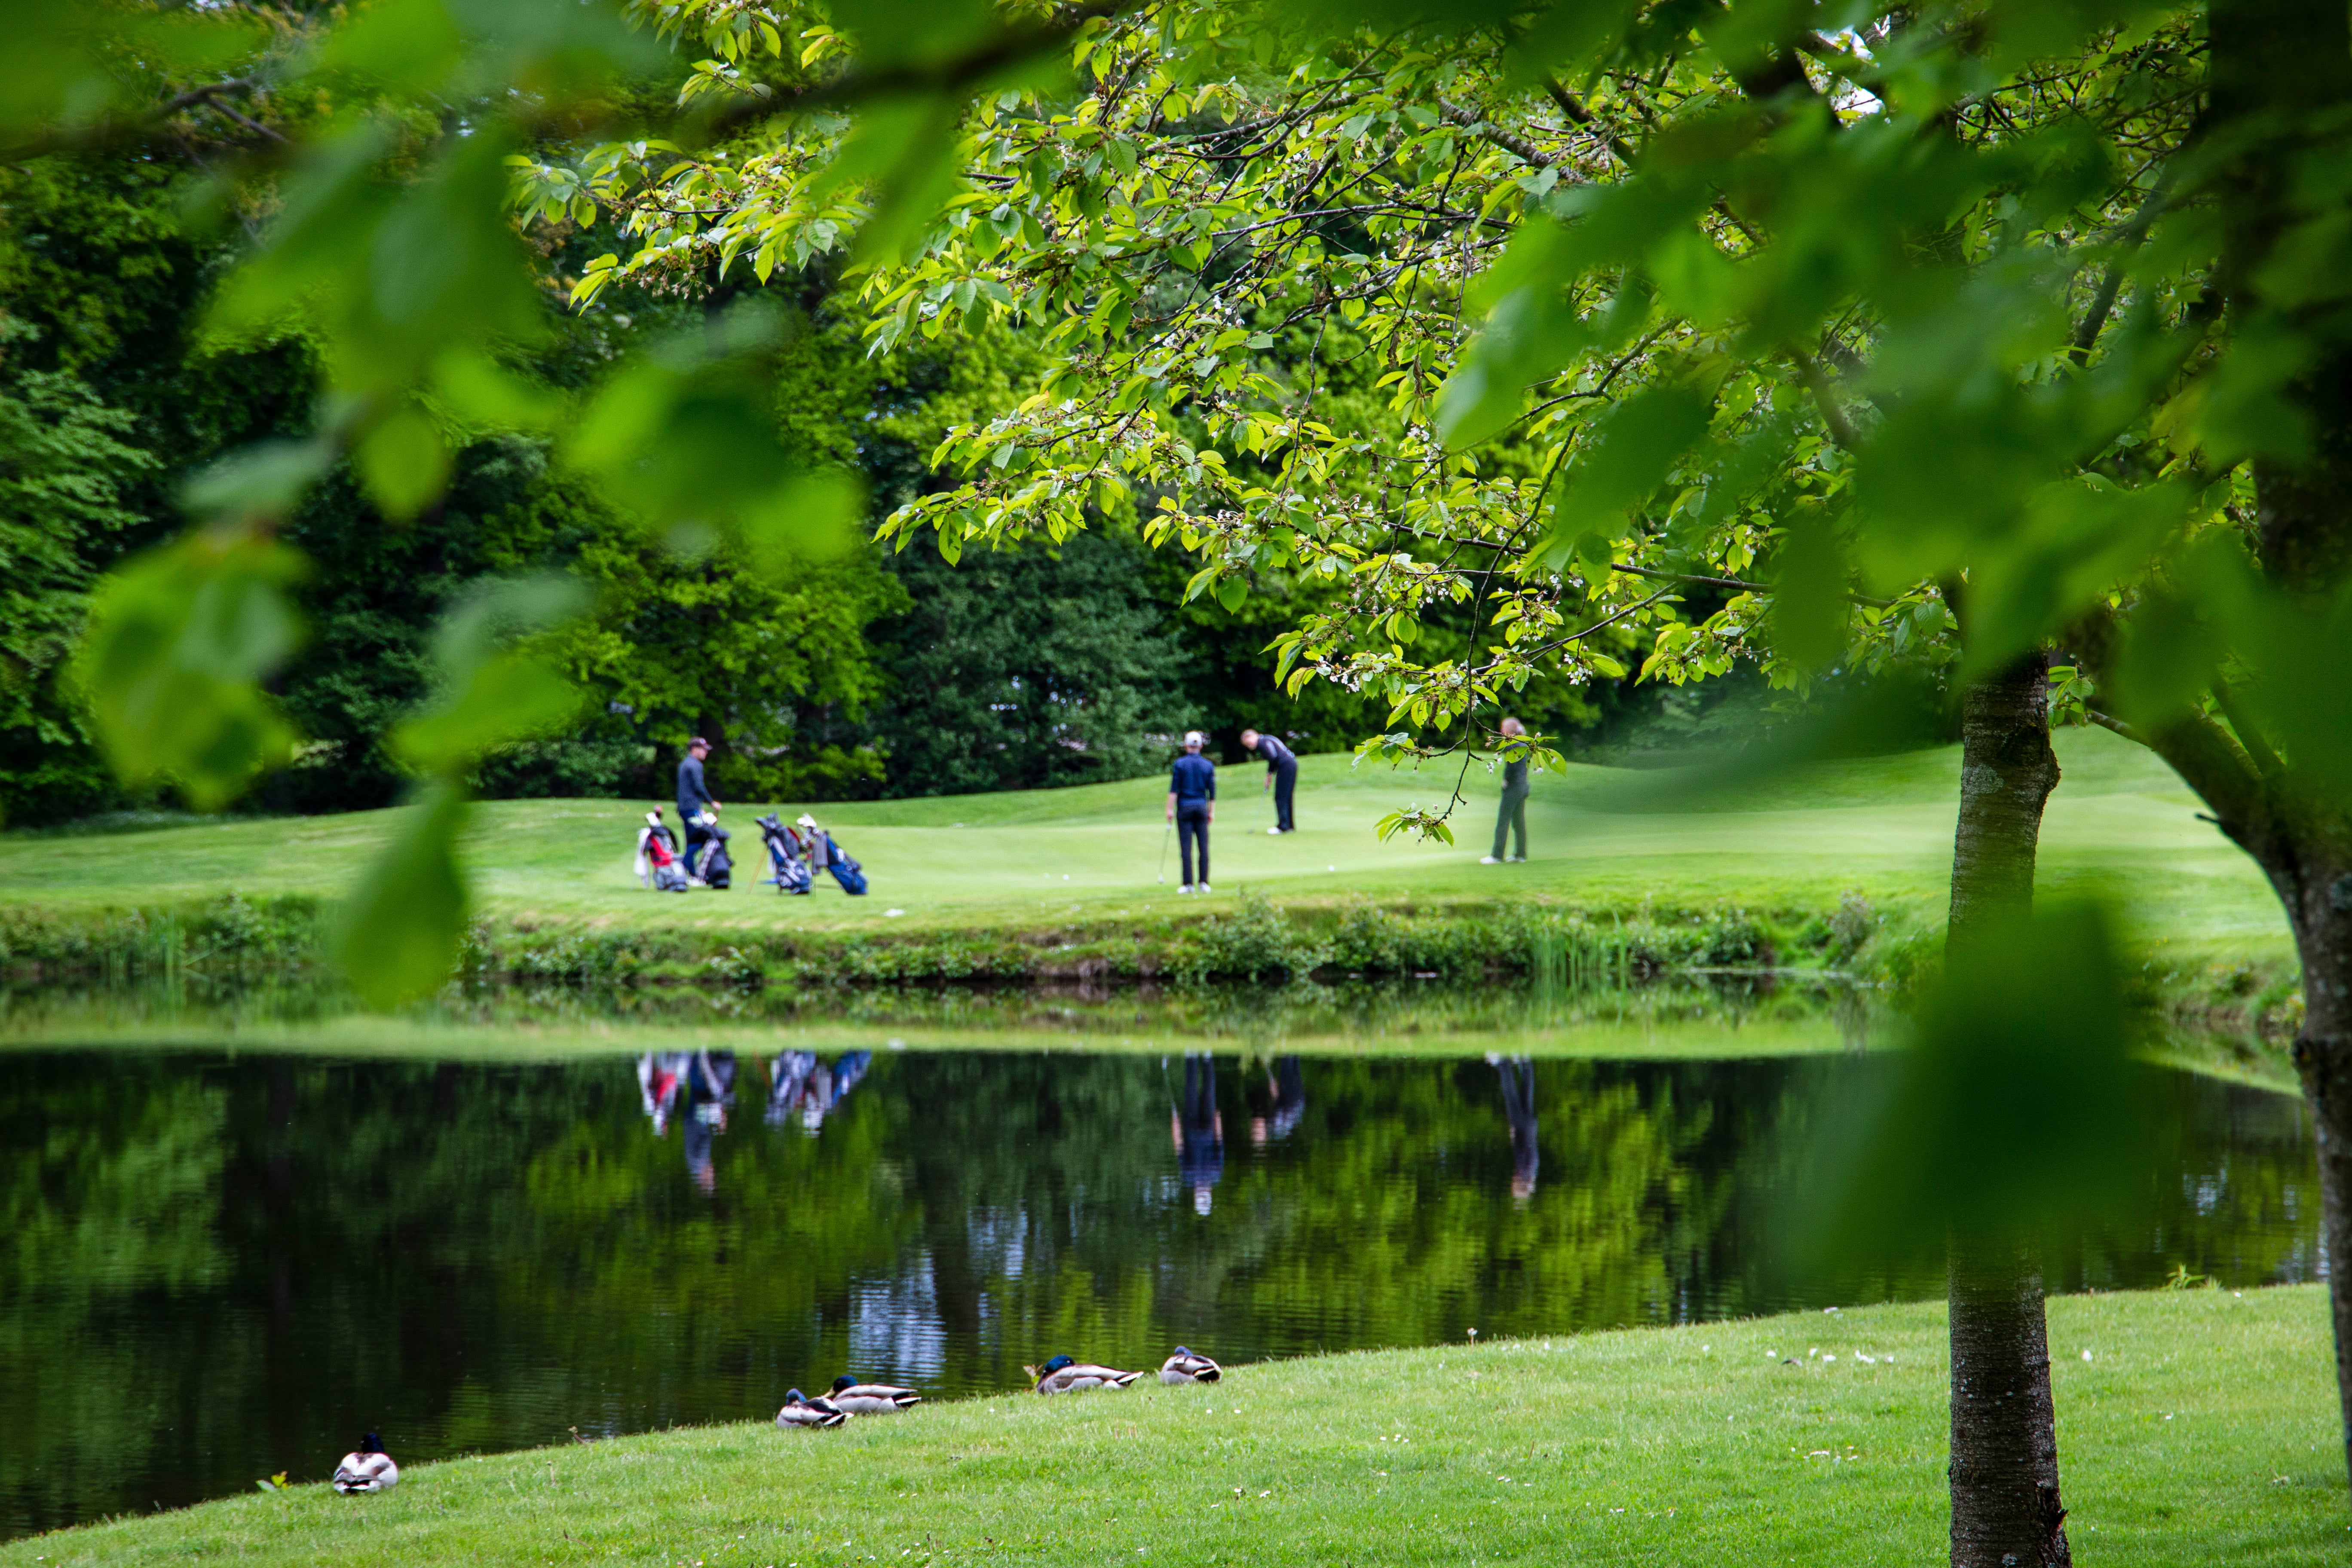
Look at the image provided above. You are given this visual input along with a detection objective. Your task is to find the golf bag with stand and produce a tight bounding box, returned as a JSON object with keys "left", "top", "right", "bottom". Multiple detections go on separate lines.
{"left": 687, "top": 811, "right": 732, "bottom": 888}
{"left": 636, "top": 812, "right": 689, "bottom": 892}
{"left": 756, "top": 813, "right": 814, "bottom": 895}
{"left": 824, "top": 833, "right": 867, "bottom": 895}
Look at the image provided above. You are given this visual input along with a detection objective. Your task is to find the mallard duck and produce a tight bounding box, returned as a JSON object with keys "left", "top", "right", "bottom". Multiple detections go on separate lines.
{"left": 830, "top": 1375, "right": 921, "bottom": 1415}
{"left": 1025, "top": 1355, "right": 1143, "bottom": 1394}
{"left": 1159, "top": 1347, "right": 1222, "bottom": 1384}
{"left": 331, "top": 1433, "right": 399, "bottom": 1493}
{"left": 775, "top": 1388, "right": 848, "bottom": 1429}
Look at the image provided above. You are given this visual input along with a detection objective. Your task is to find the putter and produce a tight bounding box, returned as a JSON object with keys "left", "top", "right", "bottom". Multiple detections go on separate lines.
{"left": 1158, "top": 823, "right": 1171, "bottom": 883}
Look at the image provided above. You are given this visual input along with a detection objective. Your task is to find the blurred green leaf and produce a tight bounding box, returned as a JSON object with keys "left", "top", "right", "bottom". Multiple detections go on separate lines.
{"left": 1829, "top": 903, "right": 2152, "bottom": 1246}
{"left": 68, "top": 528, "right": 305, "bottom": 811}
{"left": 333, "top": 778, "right": 469, "bottom": 1009}
{"left": 392, "top": 574, "right": 590, "bottom": 773}
{"left": 566, "top": 309, "right": 860, "bottom": 562}
{"left": 1771, "top": 509, "right": 1848, "bottom": 672}
{"left": 1548, "top": 385, "right": 1711, "bottom": 543}
{"left": 393, "top": 651, "right": 582, "bottom": 774}
{"left": 355, "top": 407, "right": 452, "bottom": 521}
{"left": 181, "top": 440, "right": 338, "bottom": 525}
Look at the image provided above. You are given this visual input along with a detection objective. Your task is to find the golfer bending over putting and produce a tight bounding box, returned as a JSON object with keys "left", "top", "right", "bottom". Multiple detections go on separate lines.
{"left": 1239, "top": 727, "right": 1298, "bottom": 833}
{"left": 1167, "top": 730, "right": 1216, "bottom": 894}
{"left": 1482, "top": 716, "right": 1530, "bottom": 866}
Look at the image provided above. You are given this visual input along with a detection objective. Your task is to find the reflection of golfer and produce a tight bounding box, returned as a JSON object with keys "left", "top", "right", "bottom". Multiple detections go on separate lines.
{"left": 1249, "top": 1055, "right": 1305, "bottom": 1145}
{"left": 1167, "top": 731, "right": 1216, "bottom": 894}
{"left": 1491, "top": 1054, "right": 1538, "bottom": 1202}
{"left": 682, "top": 1049, "right": 737, "bottom": 1194}
{"left": 1172, "top": 1053, "right": 1224, "bottom": 1214}
{"left": 1239, "top": 728, "right": 1298, "bottom": 834}
{"left": 1481, "top": 717, "right": 1529, "bottom": 866}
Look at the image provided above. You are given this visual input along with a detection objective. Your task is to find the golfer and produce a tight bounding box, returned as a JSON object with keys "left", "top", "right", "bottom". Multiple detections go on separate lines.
{"left": 1239, "top": 727, "right": 1298, "bottom": 834}
{"left": 1481, "top": 717, "right": 1530, "bottom": 865}
{"left": 678, "top": 736, "right": 721, "bottom": 880}
{"left": 1167, "top": 730, "right": 1216, "bottom": 893}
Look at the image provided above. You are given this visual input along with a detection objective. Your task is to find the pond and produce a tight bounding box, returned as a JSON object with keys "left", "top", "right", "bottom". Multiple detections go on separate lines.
{"left": 0, "top": 1012, "right": 2320, "bottom": 1541}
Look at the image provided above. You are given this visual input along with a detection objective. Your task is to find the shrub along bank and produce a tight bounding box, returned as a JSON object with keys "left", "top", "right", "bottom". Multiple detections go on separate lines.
{"left": 0, "top": 889, "right": 1880, "bottom": 990}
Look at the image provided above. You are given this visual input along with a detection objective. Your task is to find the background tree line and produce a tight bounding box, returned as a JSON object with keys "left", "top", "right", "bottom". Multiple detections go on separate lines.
{"left": 0, "top": 141, "right": 1704, "bottom": 827}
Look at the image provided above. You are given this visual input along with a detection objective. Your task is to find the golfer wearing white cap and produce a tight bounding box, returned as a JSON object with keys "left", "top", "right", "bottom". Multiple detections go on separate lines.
{"left": 1166, "top": 731, "right": 1216, "bottom": 893}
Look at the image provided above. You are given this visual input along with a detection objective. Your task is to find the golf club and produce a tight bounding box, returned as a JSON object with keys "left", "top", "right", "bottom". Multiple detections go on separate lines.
{"left": 1157, "top": 822, "right": 1171, "bottom": 883}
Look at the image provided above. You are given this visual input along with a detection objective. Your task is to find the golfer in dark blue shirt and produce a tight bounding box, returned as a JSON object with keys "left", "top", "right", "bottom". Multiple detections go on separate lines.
{"left": 1240, "top": 727, "right": 1298, "bottom": 833}
{"left": 677, "top": 736, "right": 721, "bottom": 883}
{"left": 1166, "top": 731, "right": 1216, "bottom": 893}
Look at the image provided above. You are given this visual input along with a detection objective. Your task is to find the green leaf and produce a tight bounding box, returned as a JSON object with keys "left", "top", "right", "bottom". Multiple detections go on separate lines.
{"left": 69, "top": 528, "right": 305, "bottom": 810}
{"left": 1214, "top": 573, "right": 1249, "bottom": 612}
{"left": 394, "top": 652, "right": 582, "bottom": 774}
{"left": 356, "top": 406, "right": 452, "bottom": 521}
{"left": 333, "top": 778, "right": 469, "bottom": 1009}
{"left": 1822, "top": 903, "right": 2151, "bottom": 1245}
{"left": 1771, "top": 510, "right": 1848, "bottom": 673}
{"left": 1552, "top": 385, "right": 1712, "bottom": 536}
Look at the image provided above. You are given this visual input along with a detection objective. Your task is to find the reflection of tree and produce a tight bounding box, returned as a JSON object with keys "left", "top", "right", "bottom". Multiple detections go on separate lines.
{"left": 0, "top": 1048, "right": 2321, "bottom": 1542}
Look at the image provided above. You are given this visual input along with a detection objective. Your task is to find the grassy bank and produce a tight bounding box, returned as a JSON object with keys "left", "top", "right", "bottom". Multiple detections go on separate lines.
{"left": 6, "top": 1287, "right": 2335, "bottom": 1566}
{"left": 0, "top": 729, "right": 2302, "bottom": 1005}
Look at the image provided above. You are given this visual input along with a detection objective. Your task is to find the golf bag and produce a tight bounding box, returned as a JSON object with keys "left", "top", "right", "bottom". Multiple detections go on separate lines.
{"left": 636, "top": 816, "right": 689, "bottom": 892}
{"left": 825, "top": 835, "right": 867, "bottom": 896}
{"left": 757, "top": 813, "right": 814, "bottom": 895}
{"left": 688, "top": 812, "right": 732, "bottom": 888}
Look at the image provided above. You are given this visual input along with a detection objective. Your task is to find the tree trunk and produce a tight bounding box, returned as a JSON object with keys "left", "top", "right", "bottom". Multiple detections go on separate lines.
{"left": 2205, "top": 0, "right": 2352, "bottom": 1488}
{"left": 2254, "top": 839, "right": 2352, "bottom": 1481}
{"left": 1944, "top": 653, "right": 2070, "bottom": 1568}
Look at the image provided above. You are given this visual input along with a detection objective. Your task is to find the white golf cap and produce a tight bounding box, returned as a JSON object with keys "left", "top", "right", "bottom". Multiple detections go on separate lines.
{"left": 1183, "top": 731, "right": 1207, "bottom": 747}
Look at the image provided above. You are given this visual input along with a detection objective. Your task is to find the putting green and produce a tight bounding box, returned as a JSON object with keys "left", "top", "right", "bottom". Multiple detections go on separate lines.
{"left": 0, "top": 728, "right": 2289, "bottom": 962}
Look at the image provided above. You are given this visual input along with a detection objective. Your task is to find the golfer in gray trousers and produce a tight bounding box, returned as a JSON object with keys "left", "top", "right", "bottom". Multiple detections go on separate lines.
{"left": 1482, "top": 717, "right": 1529, "bottom": 865}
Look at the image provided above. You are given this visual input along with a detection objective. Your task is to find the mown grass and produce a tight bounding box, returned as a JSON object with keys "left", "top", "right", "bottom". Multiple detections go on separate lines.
{"left": 0, "top": 729, "right": 2288, "bottom": 971}
{"left": 9, "top": 1288, "right": 2335, "bottom": 1567}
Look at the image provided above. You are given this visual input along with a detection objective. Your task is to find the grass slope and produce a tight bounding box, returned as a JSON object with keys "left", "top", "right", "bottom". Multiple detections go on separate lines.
{"left": 0, "top": 729, "right": 2288, "bottom": 965}
{"left": 8, "top": 1288, "right": 2334, "bottom": 1566}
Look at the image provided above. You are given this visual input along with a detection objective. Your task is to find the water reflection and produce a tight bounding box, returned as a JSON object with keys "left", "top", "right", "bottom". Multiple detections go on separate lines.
{"left": 1172, "top": 1054, "right": 1224, "bottom": 1214}
{"left": 1492, "top": 1054, "right": 1540, "bottom": 1202}
{"left": 0, "top": 1047, "right": 2317, "bottom": 1542}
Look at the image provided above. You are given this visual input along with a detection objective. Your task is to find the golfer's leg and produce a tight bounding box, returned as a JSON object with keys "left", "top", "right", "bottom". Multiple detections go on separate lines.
{"left": 1199, "top": 817, "right": 1210, "bottom": 885}
{"left": 1178, "top": 815, "right": 1194, "bottom": 885}
{"left": 1492, "top": 795, "right": 1512, "bottom": 859}
{"left": 1510, "top": 790, "right": 1528, "bottom": 858}
{"left": 1276, "top": 765, "right": 1296, "bottom": 831}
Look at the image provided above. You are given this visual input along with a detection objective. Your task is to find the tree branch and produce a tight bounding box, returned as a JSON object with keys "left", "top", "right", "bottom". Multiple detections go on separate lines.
{"left": 2068, "top": 172, "right": 2175, "bottom": 367}
{"left": 697, "top": 0, "right": 1138, "bottom": 138}
{"left": 1609, "top": 560, "right": 1896, "bottom": 609}
{"left": 0, "top": 78, "right": 267, "bottom": 165}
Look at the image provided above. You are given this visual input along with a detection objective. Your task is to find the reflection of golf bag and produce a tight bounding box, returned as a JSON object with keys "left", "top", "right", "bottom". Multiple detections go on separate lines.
{"left": 637, "top": 817, "right": 689, "bottom": 892}
{"left": 689, "top": 812, "right": 732, "bottom": 888}
{"left": 756, "top": 814, "right": 814, "bottom": 895}
{"left": 825, "top": 835, "right": 867, "bottom": 896}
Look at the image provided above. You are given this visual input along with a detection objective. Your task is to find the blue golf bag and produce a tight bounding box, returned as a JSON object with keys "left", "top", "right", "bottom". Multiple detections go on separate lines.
{"left": 825, "top": 836, "right": 867, "bottom": 895}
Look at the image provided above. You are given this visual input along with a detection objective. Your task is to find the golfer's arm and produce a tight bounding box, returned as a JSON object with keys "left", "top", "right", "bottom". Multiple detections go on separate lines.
{"left": 1166, "top": 790, "right": 1176, "bottom": 820}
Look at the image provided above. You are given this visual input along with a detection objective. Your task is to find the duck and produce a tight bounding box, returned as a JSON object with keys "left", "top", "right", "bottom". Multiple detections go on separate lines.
{"left": 829, "top": 1375, "right": 921, "bottom": 1415}
{"left": 1159, "top": 1346, "right": 1222, "bottom": 1384}
{"left": 775, "top": 1388, "right": 848, "bottom": 1429}
{"left": 331, "top": 1433, "right": 399, "bottom": 1493}
{"left": 1025, "top": 1355, "right": 1144, "bottom": 1394}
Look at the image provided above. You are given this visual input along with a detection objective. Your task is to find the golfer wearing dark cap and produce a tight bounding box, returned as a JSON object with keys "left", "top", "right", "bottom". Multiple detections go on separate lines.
{"left": 677, "top": 736, "right": 721, "bottom": 886}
